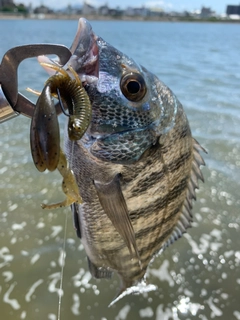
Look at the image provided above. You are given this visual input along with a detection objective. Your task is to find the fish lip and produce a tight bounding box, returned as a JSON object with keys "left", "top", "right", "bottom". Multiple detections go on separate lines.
{"left": 69, "top": 17, "right": 99, "bottom": 84}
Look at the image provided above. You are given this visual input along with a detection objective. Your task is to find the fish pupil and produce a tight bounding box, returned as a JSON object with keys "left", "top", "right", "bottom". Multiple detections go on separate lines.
{"left": 127, "top": 81, "right": 140, "bottom": 94}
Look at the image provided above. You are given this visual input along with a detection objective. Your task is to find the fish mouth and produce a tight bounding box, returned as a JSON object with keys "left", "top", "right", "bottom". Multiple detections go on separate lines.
{"left": 69, "top": 18, "right": 99, "bottom": 84}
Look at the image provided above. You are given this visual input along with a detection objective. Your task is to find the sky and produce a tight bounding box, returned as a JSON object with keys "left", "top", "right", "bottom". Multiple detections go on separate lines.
{"left": 17, "top": 0, "right": 232, "bottom": 14}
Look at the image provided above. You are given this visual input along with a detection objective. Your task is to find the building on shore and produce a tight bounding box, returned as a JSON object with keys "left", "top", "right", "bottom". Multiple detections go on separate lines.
{"left": 125, "top": 6, "right": 149, "bottom": 17}
{"left": 226, "top": 4, "right": 240, "bottom": 19}
{"left": 200, "top": 6, "right": 215, "bottom": 18}
{"left": 82, "top": 1, "right": 97, "bottom": 16}
{"left": 33, "top": 5, "right": 53, "bottom": 14}
{"left": 226, "top": 4, "right": 240, "bottom": 15}
{"left": 0, "top": 0, "right": 14, "bottom": 8}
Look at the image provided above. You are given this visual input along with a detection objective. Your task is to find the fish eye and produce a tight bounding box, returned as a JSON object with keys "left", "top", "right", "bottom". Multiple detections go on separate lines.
{"left": 120, "top": 73, "right": 147, "bottom": 102}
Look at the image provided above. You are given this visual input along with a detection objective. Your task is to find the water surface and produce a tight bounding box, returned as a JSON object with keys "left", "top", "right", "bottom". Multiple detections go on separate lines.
{"left": 0, "top": 19, "right": 239, "bottom": 320}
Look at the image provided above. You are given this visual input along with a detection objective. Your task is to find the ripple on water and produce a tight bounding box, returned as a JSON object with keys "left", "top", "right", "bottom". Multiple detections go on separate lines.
{"left": 0, "top": 20, "right": 240, "bottom": 320}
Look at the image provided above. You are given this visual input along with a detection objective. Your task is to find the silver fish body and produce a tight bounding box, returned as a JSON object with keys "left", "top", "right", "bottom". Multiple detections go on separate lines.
{"left": 62, "top": 18, "right": 206, "bottom": 302}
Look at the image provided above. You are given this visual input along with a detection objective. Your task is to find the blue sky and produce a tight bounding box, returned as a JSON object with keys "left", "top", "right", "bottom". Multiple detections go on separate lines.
{"left": 19, "top": 0, "right": 231, "bottom": 14}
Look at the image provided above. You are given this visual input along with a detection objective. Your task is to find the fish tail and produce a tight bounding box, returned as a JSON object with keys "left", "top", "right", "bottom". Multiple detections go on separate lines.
{"left": 108, "top": 279, "right": 157, "bottom": 307}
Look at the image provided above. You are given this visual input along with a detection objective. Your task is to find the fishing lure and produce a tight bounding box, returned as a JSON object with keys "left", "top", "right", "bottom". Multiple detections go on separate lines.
{"left": 30, "top": 82, "right": 60, "bottom": 172}
{"left": 39, "top": 62, "right": 92, "bottom": 141}
{"left": 42, "top": 148, "right": 82, "bottom": 209}
{"left": 30, "top": 63, "right": 91, "bottom": 172}
{"left": 30, "top": 63, "right": 91, "bottom": 208}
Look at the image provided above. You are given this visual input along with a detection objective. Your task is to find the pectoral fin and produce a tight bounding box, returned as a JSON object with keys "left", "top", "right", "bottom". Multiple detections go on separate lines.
{"left": 94, "top": 174, "right": 141, "bottom": 265}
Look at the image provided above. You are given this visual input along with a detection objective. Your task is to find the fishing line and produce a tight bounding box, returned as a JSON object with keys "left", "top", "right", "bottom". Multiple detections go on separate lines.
{"left": 57, "top": 97, "right": 76, "bottom": 319}
{"left": 56, "top": 86, "right": 76, "bottom": 319}
{"left": 57, "top": 209, "right": 68, "bottom": 320}
{"left": 70, "top": 141, "right": 75, "bottom": 168}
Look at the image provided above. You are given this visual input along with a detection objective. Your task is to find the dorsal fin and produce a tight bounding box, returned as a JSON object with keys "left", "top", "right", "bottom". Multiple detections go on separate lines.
{"left": 161, "top": 138, "right": 207, "bottom": 250}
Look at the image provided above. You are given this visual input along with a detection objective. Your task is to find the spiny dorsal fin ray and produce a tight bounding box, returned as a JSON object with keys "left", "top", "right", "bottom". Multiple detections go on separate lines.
{"left": 94, "top": 173, "right": 141, "bottom": 267}
{"left": 161, "top": 138, "right": 206, "bottom": 251}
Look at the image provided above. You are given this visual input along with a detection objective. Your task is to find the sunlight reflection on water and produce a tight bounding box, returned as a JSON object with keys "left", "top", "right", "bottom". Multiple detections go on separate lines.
{"left": 0, "top": 19, "right": 240, "bottom": 320}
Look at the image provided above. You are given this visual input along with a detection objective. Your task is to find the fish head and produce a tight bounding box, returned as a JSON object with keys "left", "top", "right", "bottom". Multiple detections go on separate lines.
{"left": 68, "top": 18, "right": 178, "bottom": 164}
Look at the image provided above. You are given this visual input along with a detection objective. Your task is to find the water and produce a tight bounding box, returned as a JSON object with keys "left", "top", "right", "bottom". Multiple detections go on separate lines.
{"left": 0, "top": 19, "right": 240, "bottom": 320}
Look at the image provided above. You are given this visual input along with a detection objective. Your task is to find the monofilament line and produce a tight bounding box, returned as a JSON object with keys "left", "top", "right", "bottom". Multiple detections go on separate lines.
{"left": 70, "top": 140, "right": 75, "bottom": 169}
{"left": 57, "top": 210, "right": 68, "bottom": 320}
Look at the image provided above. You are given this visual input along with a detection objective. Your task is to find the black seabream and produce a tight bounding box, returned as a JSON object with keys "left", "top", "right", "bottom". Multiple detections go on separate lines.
{"left": 43, "top": 18, "right": 206, "bottom": 304}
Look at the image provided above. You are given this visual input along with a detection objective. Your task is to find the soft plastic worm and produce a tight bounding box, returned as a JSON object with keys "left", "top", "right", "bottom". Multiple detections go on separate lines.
{"left": 41, "top": 148, "right": 82, "bottom": 209}
{"left": 30, "top": 83, "right": 60, "bottom": 172}
{"left": 40, "top": 62, "right": 92, "bottom": 141}
{"left": 30, "top": 63, "right": 90, "bottom": 208}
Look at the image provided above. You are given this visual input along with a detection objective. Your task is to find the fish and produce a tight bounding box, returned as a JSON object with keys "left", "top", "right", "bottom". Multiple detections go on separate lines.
{"left": 41, "top": 17, "right": 206, "bottom": 304}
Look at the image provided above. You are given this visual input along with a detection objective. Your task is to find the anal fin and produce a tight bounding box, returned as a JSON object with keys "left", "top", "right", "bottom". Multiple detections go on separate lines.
{"left": 87, "top": 256, "right": 113, "bottom": 279}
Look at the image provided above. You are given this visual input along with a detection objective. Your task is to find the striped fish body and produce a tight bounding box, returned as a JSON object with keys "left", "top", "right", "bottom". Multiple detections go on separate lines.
{"left": 65, "top": 99, "right": 204, "bottom": 289}
{"left": 63, "top": 18, "right": 205, "bottom": 302}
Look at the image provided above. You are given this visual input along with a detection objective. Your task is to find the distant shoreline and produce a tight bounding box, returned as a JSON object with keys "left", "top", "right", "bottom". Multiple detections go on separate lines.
{"left": 0, "top": 13, "right": 240, "bottom": 23}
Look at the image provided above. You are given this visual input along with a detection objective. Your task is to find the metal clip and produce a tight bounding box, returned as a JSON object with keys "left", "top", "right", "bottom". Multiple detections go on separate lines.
{"left": 0, "top": 85, "right": 18, "bottom": 123}
{"left": 0, "top": 44, "right": 72, "bottom": 123}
